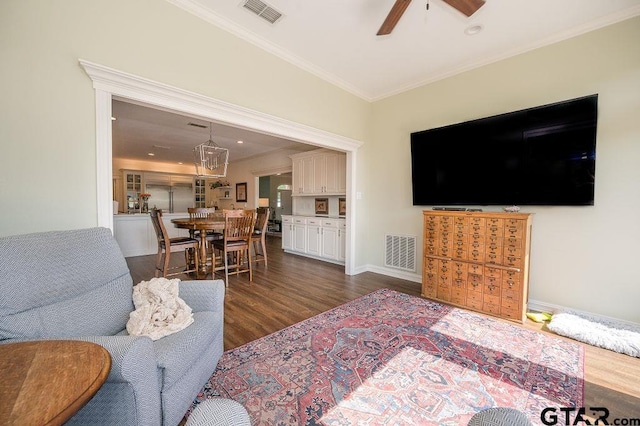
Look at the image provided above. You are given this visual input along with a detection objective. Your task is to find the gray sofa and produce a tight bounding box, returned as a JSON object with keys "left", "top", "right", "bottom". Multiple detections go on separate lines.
{"left": 0, "top": 227, "right": 225, "bottom": 425}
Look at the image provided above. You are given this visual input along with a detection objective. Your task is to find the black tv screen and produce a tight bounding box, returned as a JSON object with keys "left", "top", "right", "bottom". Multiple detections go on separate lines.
{"left": 410, "top": 94, "right": 598, "bottom": 206}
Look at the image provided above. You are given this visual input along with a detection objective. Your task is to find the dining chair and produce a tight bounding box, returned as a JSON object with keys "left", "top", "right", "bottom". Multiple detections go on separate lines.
{"left": 251, "top": 207, "right": 270, "bottom": 267}
{"left": 212, "top": 209, "right": 256, "bottom": 285}
{"left": 188, "top": 207, "right": 223, "bottom": 242}
{"left": 150, "top": 208, "right": 200, "bottom": 278}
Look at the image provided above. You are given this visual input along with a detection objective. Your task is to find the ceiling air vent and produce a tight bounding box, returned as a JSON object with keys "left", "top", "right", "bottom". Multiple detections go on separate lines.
{"left": 242, "top": 0, "right": 283, "bottom": 25}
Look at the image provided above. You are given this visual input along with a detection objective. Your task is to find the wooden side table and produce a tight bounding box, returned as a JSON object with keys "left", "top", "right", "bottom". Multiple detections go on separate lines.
{"left": 0, "top": 340, "right": 111, "bottom": 425}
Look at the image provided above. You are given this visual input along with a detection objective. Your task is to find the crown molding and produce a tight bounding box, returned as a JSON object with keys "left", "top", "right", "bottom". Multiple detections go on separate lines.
{"left": 79, "top": 59, "right": 363, "bottom": 152}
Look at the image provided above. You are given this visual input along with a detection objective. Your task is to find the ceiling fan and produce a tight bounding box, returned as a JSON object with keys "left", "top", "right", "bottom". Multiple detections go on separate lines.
{"left": 377, "top": 0, "right": 486, "bottom": 36}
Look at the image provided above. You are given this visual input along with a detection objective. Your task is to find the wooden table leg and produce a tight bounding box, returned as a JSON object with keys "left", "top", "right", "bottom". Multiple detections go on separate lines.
{"left": 199, "top": 232, "right": 208, "bottom": 277}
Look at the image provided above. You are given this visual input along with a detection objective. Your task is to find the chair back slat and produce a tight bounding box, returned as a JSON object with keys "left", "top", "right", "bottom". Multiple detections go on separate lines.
{"left": 255, "top": 207, "right": 270, "bottom": 235}
{"left": 223, "top": 209, "right": 256, "bottom": 243}
{"left": 150, "top": 208, "right": 169, "bottom": 244}
{"left": 188, "top": 207, "right": 217, "bottom": 219}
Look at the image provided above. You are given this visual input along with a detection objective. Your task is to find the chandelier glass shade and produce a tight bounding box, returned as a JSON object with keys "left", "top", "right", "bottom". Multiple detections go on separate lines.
{"left": 194, "top": 124, "right": 229, "bottom": 178}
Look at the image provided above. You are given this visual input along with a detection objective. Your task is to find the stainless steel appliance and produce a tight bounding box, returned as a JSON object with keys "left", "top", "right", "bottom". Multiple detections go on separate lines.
{"left": 146, "top": 183, "right": 193, "bottom": 213}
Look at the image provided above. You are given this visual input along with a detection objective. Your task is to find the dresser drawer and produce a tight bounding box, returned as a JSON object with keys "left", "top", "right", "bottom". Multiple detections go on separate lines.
{"left": 503, "top": 254, "right": 522, "bottom": 268}
{"left": 425, "top": 229, "right": 438, "bottom": 240}
{"left": 437, "top": 284, "right": 451, "bottom": 302}
{"left": 424, "top": 240, "right": 438, "bottom": 256}
{"left": 485, "top": 242, "right": 503, "bottom": 265}
{"left": 483, "top": 300, "right": 501, "bottom": 315}
{"left": 504, "top": 219, "right": 524, "bottom": 237}
{"left": 422, "top": 283, "right": 437, "bottom": 298}
{"left": 501, "top": 296, "right": 520, "bottom": 310}
{"left": 502, "top": 269, "right": 521, "bottom": 287}
{"left": 467, "top": 274, "right": 483, "bottom": 292}
{"left": 453, "top": 217, "right": 468, "bottom": 232}
{"left": 484, "top": 282, "right": 501, "bottom": 298}
{"left": 469, "top": 217, "right": 485, "bottom": 228}
{"left": 501, "top": 306, "right": 522, "bottom": 321}
{"left": 439, "top": 235, "right": 454, "bottom": 257}
{"left": 451, "top": 289, "right": 466, "bottom": 305}
{"left": 424, "top": 215, "right": 440, "bottom": 227}
{"left": 321, "top": 219, "right": 340, "bottom": 227}
{"left": 452, "top": 243, "right": 467, "bottom": 260}
{"left": 468, "top": 263, "right": 483, "bottom": 276}
{"left": 467, "top": 293, "right": 483, "bottom": 310}
{"left": 468, "top": 246, "right": 485, "bottom": 263}
{"left": 424, "top": 257, "right": 438, "bottom": 273}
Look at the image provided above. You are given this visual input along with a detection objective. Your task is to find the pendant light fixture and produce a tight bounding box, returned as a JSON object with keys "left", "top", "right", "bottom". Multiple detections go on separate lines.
{"left": 194, "top": 122, "right": 229, "bottom": 178}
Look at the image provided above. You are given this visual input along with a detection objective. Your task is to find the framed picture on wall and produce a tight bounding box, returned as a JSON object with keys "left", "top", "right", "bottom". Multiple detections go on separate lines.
{"left": 236, "top": 182, "right": 247, "bottom": 202}
{"left": 315, "top": 198, "right": 329, "bottom": 215}
{"left": 339, "top": 198, "right": 346, "bottom": 216}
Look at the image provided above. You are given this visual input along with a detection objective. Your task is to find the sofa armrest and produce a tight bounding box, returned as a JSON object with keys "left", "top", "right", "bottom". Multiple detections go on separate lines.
{"left": 179, "top": 279, "right": 225, "bottom": 313}
{"left": 70, "top": 336, "right": 162, "bottom": 426}
{"left": 74, "top": 335, "right": 159, "bottom": 385}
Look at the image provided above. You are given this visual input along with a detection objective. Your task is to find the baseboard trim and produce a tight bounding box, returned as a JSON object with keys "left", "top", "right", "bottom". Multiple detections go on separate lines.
{"left": 355, "top": 264, "right": 422, "bottom": 283}
{"left": 353, "top": 265, "right": 640, "bottom": 328}
{"left": 527, "top": 299, "right": 640, "bottom": 328}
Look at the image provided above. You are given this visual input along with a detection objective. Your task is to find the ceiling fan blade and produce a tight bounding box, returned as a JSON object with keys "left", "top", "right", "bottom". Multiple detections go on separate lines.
{"left": 377, "top": 0, "right": 412, "bottom": 36}
{"left": 441, "top": 0, "right": 486, "bottom": 17}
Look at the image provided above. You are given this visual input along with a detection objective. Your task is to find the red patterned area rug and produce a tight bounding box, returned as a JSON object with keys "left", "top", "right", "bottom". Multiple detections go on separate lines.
{"left": 190, "top": 289, "right": 584, "bottom": 425}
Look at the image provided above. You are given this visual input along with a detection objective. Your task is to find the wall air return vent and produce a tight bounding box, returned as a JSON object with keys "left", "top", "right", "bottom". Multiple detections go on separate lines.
{"left": 384, "top": 234, "right": 416, "bottom": 272}
{"left": 242, "top": 0, "right": 283, "bottom": 24}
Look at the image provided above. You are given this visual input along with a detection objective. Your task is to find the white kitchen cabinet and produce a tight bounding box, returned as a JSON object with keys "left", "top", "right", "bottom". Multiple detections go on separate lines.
{"left": 321, "top": 152, "right": 345, "bottom": 194}
{"left": 306, "top": 218, "right": 322, "bottom": 256}
{"left": 123, "top": 170, "right": 143, "bottom": 213}
{"left": 194, "top": 178, "right": 207, "bottom": 208}
{"left": 282, "top": 215, "right": 294, "bottom": 250}
{"left": 292, "top": 156, "right": 314, "bottom": 195}
{"left": 291, "top": 150, "right": 346, "bottom": 196}
{"left": 281, "top": 215, "right": 345, "bottom": 265}
{"left": 338, "top": 220, "right": 347, "bottom": 262}
{"left": 320, "top": 219, "right": 340, "bottom": 260}
{"left": 293, "top": 217, "right": 307, "bottom": 252}
{"left": 113, "top": 213, "right": 190, "bottom": 257}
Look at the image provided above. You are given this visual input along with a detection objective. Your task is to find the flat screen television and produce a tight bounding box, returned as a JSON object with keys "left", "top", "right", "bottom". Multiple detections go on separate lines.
{"left": 410, "top": 94, "right": 598, "bottom": 206}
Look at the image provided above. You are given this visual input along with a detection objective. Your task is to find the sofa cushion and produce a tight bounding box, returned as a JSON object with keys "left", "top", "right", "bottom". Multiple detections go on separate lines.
{"left": 153, "top": 311, "right": 222, "bottom": 388}
{"left": 0, "top": 228, "right": 133, "bottom": 340}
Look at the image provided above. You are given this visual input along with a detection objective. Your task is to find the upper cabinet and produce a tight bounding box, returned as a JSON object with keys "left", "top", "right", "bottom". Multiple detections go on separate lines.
{"left": 291, "top": 150, "right": 346, "bottom": 196}
{"left": 194, "top": 178, "right": 207, "bottom": 208}
{"left": 123, "top": 171, "right": 143, "bottom": 213}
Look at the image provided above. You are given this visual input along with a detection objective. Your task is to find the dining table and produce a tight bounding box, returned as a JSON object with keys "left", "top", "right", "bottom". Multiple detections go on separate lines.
{"left": 172, "top": 214, "right": 225, "bottom": 277}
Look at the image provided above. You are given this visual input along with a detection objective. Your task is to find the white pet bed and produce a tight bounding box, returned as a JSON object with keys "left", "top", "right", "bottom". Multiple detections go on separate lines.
{"left": 547, "top": 313, "right": 640, "bottom": 358}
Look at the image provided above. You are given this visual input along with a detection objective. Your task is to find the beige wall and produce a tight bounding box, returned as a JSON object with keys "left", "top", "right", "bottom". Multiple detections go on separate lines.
{"left": 2, "top": 0, "right": 639, "bottom": 323}
{"left": 366, "top": 17, "right": 640, "bottom": 322}
{"left": 0, "top": 0, "right": 369, "bottom": 235}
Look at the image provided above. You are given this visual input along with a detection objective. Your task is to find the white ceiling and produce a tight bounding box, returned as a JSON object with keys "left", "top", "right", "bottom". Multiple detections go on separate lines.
{"left": 112, "top": 100, "right": 315, "bottom": 166}
{"left": 170, "top": 0, "right": 640, "bottom": 101}
{"left": 114, "top": 0, "right": 640, "bottom": 166}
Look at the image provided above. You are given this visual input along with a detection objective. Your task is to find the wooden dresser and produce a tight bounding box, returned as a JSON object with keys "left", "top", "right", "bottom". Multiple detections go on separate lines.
{"left": 422, "top": 210, "right": 533, "bottom": 323}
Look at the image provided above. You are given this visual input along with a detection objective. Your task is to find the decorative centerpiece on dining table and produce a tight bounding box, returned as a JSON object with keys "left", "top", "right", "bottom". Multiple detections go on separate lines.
{"left": 139, "top": 193, "right": 151, "bottom": 213}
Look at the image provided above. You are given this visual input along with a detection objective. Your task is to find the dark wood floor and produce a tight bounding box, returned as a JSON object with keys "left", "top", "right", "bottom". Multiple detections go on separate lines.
{"left": 127, "top": 236, "right": 640, "bottom": 421}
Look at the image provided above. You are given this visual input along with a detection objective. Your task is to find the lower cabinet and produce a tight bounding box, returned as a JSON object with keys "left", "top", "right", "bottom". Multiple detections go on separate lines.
{"left": 282, "top": 216, "right": 294, "bottom": 250}
{"left": 306, "top": 218, "right": 322, "bottom": 257}
{"left": 281, "top": 215, "right": 346, "bottom": 264}
{"left": 113, "top": 213, "right": 190, "bottom": 257}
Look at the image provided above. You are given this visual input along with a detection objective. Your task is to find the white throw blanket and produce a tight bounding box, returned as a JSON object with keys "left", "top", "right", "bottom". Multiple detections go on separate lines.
{"left": 126, "top": 277, "right": 194, "bottom": 341}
